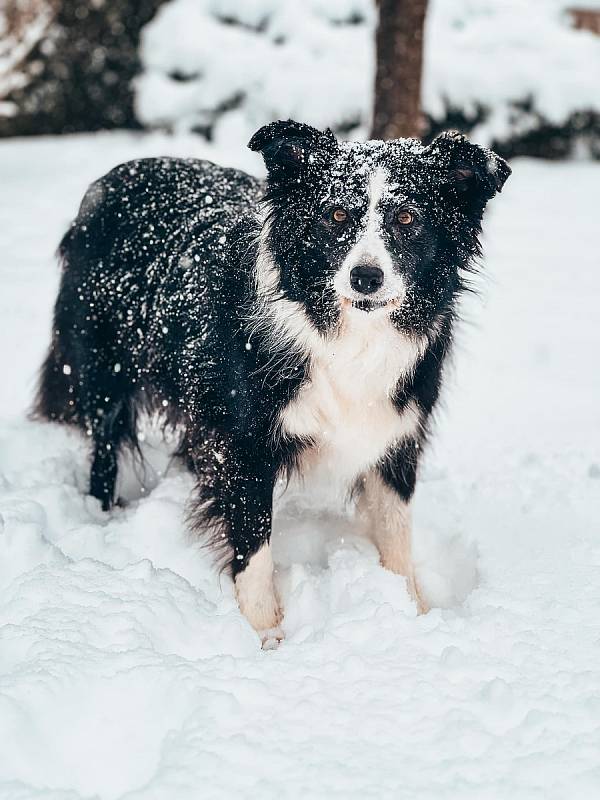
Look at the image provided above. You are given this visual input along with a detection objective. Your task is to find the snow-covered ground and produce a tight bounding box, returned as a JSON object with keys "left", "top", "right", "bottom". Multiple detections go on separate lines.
{"left": 1, "top": 132, "right": 599, "bottom": 799}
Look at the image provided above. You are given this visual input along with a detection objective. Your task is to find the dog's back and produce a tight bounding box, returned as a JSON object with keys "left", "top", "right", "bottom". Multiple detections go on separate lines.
{"left": 34, "top": 156, "right": 264, "bottom": 506}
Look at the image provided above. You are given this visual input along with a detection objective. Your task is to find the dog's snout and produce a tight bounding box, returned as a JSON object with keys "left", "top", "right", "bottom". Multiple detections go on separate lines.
{"left": 350, "top": 265, "right": 384, "bottom": 295}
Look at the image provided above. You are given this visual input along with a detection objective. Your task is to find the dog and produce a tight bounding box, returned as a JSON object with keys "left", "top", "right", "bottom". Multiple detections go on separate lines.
{"left": 34, "top": 120, "right": 510, "bottom": 636}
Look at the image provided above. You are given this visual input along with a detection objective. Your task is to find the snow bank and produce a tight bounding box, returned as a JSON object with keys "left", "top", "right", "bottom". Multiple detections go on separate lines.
{"left": 136, "top": 0, "right": 600, "bottom": 150}
{"left": 1, "top": 132, "right": 600, "bottom": 797}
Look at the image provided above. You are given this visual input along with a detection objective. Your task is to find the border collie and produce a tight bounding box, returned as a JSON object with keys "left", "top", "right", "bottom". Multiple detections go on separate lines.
{"left": 35, "top": 120, "right": 510, "bottom": 637}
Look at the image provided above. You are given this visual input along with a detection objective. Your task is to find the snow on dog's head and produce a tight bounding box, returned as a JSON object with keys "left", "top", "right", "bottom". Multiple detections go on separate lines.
{"left": 249, "top": 120, "right": 510, "bottom": 336}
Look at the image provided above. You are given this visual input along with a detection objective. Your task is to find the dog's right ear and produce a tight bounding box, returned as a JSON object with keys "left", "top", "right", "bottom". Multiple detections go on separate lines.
{"left": 248, "top": 119, "right": 335, "bottom": 179}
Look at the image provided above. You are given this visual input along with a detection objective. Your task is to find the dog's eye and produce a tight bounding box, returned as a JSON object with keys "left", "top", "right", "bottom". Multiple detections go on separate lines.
{"left": 397, "top": 210, "right": 413, "bottom": 226}
{"left": 331, "top": 208, "right": 348, "bottom": 224}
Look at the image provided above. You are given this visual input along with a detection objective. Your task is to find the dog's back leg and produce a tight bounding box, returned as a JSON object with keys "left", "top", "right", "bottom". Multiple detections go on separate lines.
{"left": 36, "top": 327, "right": 137, "bottom": 511}
{"left": 54, "top": 336, "right": 137, "bottom": 511}
{"left": 89, "top": 404, "right": 130, "bottom": 510}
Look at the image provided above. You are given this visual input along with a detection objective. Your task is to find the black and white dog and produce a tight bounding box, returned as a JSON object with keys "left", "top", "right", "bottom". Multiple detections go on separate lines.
{"left": 35, "top": 120, "right": 510, "bottom": 635}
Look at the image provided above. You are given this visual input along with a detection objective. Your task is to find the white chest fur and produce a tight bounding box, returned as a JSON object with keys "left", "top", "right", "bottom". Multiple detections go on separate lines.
{"left": 279, "top": 310, "right": 424, "bottom": 487}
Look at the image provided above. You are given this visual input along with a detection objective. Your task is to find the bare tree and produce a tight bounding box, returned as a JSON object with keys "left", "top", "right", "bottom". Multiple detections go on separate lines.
{"left": 371, "top": 0, "right": 428, "bottom": 140}
{"left": 0, "top": 0, "right": 163, "bottom": 137}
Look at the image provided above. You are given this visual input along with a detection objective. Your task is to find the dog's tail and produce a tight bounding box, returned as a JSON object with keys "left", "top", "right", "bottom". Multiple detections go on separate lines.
{"left": 33, "top": 343, "right": 78, "bottom": 424}
{"left": 31, "top": 227, "right": 81, "bottom": 425}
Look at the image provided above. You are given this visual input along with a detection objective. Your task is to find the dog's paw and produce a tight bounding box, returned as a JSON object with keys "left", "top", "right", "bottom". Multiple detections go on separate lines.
{"left": 236, "top": 587, "right": 282, "bottom": 632}
{"left": 260, "top": 626, "right": 285, "bottom": 650}
{"left": 414, "top": 589, "right": 431, "bottom": 615}
{"left": 234, "top": 545, "right": 282, "bottom": 632}
{"left": 408, "top": 573, "right": 430, "bottom": 615}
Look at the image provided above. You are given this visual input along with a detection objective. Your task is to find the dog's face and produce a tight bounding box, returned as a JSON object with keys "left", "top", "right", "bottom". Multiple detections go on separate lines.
{"left": 249, "top": 120, "right": 510, "bottom": 336}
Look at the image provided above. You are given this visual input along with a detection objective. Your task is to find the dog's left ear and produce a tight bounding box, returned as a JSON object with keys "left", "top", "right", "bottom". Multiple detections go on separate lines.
{"left": 249, "top": 119, "right": 336, "bottom": 180}
{"left": 429, "top": 131, "right": 511, "bottom": 208}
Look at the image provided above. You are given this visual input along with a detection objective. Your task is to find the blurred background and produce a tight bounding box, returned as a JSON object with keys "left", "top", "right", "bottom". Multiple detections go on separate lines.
{"left": 1, "top": 0, "right": 599, "bottom": 157}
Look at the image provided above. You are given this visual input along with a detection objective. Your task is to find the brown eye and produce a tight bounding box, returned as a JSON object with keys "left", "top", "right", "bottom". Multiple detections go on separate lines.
{"left": 332, "top": 208, "right": 348, "bottom": 223}
{"left": 397, "top": 210, "right": 413, "bottom": 225}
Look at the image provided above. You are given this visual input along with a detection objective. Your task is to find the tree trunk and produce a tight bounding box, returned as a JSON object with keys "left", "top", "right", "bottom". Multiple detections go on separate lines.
{"left": 0, "top": 0, "right": 164, "bottom": 137}
{"left": 371, "top": 0, "right": 428, "bottom": 140}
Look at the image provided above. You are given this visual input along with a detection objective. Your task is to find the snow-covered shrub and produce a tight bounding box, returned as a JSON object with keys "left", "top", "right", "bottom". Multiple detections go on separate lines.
{"left": 136, "top": 0, "right": 375, "bottom": 146}
{"left": 424, "top": 0, "right": 600, "bottom": 157}
{"left": 136, "top": 0, "right": 600, "bottom": 157}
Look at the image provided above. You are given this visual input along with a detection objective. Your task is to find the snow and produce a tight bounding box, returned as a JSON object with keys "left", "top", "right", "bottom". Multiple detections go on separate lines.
{"left": 424, "top": 0, "right": 600, "bottom": 146}
{"left": 1, "top": 131, "right": 600, "bottom": 798}
{"left": 136, "top": 0, "right": 374, "bottom": 142}
{"left": 136, "top": 0, "right": 600, "bottom": 147}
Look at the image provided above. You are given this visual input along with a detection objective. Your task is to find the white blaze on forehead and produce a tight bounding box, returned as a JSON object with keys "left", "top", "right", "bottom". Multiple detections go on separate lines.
{"left": 366, "top": 166, "right": 389, "bottom": 226}
{"left": 334, "top": 166, "right": 406, "bottom": 303}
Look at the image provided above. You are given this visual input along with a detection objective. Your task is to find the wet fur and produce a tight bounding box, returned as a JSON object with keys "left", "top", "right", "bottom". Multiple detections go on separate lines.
{"left": 34, "top": 122, "right": 510, "bottom": 632}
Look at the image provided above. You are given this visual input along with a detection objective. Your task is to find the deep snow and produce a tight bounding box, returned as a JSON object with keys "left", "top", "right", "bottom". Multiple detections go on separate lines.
{"left": 0, "top": 132, "right": 599, "bottom": 799}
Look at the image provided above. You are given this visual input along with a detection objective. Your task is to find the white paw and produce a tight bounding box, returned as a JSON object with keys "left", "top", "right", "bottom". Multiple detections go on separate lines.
{"left": 260, "top": 626, "right": 285, "bottom": 650}
{"left": 234, "top": 544, "right": 282, "bottom": 632}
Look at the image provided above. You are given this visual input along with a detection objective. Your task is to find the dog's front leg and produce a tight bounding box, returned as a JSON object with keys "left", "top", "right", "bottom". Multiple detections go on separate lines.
{"left": 187, "top": 430, "right": 281, "bottom": 635}
{"left": 358, "top": 438, "right": 429, "bottom": 613}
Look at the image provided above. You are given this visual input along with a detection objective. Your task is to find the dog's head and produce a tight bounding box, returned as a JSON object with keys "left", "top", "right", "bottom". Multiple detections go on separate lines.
{"left": 249, "top": 120, "right": 510, "bottom": 335}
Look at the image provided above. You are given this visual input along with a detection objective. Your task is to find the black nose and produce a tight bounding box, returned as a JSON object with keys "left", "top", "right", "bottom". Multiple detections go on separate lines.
{"left": 350, "top": 265, "right": 384, "bottom": 295}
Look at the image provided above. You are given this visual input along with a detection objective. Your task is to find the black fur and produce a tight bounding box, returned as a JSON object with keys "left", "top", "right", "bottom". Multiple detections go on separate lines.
{"left": 34, "top": 120, "right": 509, "bottom": 586}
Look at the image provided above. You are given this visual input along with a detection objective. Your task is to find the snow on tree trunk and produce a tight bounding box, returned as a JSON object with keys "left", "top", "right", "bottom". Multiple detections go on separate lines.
{"left": 371, "top": 0, "right": 428, "bottom": 141}
{"left": 0, "top": 0, "right": 164, "bottom": 137}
